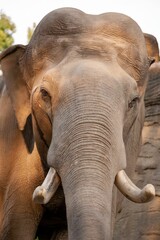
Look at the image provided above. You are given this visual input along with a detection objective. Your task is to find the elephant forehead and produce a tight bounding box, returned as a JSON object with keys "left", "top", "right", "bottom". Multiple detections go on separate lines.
{"left": 25, "top": 8, "right": 149, "bottom": 89}
{"left": 52, "top": 60, "right": 130, "bottom": 103}
{"left": 32, "top": 7, "right": 143, "bottom": 44}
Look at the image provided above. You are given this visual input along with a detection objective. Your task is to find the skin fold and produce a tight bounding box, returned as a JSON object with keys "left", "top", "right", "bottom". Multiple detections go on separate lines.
{"left": 0, "top": 7, "right": 157, "bottom": 240}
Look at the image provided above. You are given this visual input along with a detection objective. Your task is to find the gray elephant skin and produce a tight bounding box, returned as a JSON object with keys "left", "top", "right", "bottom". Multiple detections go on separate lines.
{"left": 114, "top": 61, "right": 160, "bottom": 240}
{"left": 0, "top": 7, "right": 156, "bottom": 240}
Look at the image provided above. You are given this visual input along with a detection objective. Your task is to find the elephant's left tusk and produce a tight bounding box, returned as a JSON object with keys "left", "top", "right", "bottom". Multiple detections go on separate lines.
{"left": 115, "top": 169, "right": 155, "bottom": 203}
{"left": 32, "top": 167, "right": 60, "bottom": 204}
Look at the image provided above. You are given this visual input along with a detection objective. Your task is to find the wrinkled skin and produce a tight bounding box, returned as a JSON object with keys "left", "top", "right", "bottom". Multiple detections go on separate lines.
{"left": 0, "top": 7, "right": 156, "bottom": 240}
{"left": 114, "top": 61, "right": 160, "bottom": 240}
{"left": 144, "top": 33, "right": 159, "bottom": 62}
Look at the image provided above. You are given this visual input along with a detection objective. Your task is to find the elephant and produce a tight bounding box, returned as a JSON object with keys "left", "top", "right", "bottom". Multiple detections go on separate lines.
{"left": 0, "top": 7, "right": 156, "bottom": 240}
{"left": 144, "top": 33, "right": 159, "bottom": 62}
{"left": 113, "top": 61, "right": 160, "bottom": 240}
{"left": 0, "top": 61, "right": 45, "bottom": 239}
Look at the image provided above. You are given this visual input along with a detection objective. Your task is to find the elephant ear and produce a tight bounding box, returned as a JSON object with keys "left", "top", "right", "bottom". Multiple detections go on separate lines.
{"left": 0, "top": 44, "right": 31, "bottom": 131}
{"left": 144, "top": 33, "right": 159, "bottom": 63}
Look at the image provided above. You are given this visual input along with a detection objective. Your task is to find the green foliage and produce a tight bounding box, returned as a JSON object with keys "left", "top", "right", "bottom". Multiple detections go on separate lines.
{"left": 27, "top": 22, "right": 36, "bottom": 43}
{"left": 0, "top": 11, "right": 16, "bottom": 51}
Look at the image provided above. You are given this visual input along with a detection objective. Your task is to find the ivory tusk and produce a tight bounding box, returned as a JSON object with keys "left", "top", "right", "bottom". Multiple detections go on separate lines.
{"left": 32, "top": 167, "right": 60, "bottom": 204}
{"left": 115, "top": 169, "right": 155, "bottom": 203}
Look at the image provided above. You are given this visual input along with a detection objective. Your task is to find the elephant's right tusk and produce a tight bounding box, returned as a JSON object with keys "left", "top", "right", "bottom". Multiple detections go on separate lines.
{"left": 32, "top": 167, "right": 60, "bottom": 204}
{"left": 115, "top": 169, "right": 155, "bottom": 203}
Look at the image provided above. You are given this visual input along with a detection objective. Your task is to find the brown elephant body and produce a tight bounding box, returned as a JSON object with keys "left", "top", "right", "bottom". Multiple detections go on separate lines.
{"left": 0, "top": 7, "right": 157, "bottom": 240}
{"left": 0, "top": 76, "right": 45, "bottom": 239}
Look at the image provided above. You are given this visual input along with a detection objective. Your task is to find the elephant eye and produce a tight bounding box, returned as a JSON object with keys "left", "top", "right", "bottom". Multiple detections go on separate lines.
{"left": 40, "top": 88, "right": 51, "bottom": 102}
{"left": 128, "top": 96, "right": 139, "bottom": 109}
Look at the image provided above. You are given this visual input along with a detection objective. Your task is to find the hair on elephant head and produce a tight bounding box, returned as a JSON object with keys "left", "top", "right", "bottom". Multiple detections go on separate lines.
{"left": 0, "top": 7, "right": 156, "bottom": 240}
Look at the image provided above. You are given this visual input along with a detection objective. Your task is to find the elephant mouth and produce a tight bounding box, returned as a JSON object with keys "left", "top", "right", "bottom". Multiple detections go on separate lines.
{"left": 33, "top": 167, "right": 155, "bottom": 204}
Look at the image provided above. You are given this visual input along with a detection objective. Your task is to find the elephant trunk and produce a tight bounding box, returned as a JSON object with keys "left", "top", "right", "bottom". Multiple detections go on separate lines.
{"left": 62, "top": 161, "right": 113, "bottom": 240}
{"left": 48, "top": 106, "right": 120, "bottom": 239}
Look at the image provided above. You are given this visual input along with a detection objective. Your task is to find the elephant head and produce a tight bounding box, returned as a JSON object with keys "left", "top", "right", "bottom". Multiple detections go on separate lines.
{"left": 0, "top": 8, "right": 156, "bottom": 239}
